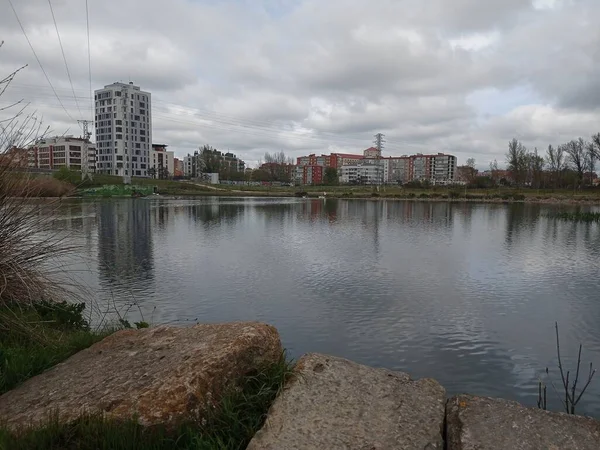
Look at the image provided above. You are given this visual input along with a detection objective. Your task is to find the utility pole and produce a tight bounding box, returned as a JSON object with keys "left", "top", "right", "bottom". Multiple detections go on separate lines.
{"left": 78, "top": 119, "right": 93, "bottom": 181}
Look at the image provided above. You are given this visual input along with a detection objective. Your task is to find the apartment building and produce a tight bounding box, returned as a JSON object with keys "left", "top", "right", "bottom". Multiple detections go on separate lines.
{"left": 94, "top": 82, "right": 152, "bottom": 179}
{"left": 339, "top": 160, "right": 384, "bottom": 185}
{"left": 295, "top": 165, "right": 325, "bottom": 185}
{"left": 150, "top": 144, "right": 174, "bottom": 179}
{"left": 28, "top": 136, "right": 96, "bottom": 173}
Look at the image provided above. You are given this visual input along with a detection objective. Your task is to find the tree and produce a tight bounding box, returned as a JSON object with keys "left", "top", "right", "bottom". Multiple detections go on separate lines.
{"left": 529, "top": 148, "right": 545, "bottom": 189}
{"left": 263, "top": 151, "right": 293, "bottom": 182}
{"left": 506, "top": 138, "right": 529, "bottom": 186}
{"left": 546, "top": 144, "right": 565, "bottom": 189}
{"left": 489, "top": 159, "right": 499, "bottom": 185}
{"left": 465, "top": 158, "right": 477, "bottom": 183}
{"left": 323, "top": 167, "right": 338, "bottom": 185}
{"left": 564, "top": 138, "right": 588, "bottom": 188}
{"left": 147, "top": 167, "right": 157, "bottom": 179}
{"left": 587, "top": 133, "right": 600, "bottom": 186}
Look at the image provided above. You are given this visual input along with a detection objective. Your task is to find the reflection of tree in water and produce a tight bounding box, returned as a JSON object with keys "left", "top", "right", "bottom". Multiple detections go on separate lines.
{"left": 97, "top": 200, "right": 154, "bottom": 295}
{"left": 504, "top": 204, "right": 542, "bottom": 249}
{"left": 187, "top": 202, "right": 245, "bottom": 229}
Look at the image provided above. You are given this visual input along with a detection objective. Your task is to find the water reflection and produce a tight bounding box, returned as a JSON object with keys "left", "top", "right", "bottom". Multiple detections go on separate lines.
{"left": 97, "top": 200, "right": 154, "bottom": 297}
{"left": 51, "top": 198, "right": 600, "bottom": 416}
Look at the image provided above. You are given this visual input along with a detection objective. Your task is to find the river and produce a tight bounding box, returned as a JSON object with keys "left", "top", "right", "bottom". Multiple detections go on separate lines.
{"left": 51, "top": 197, "right": 600, "bottom": 416}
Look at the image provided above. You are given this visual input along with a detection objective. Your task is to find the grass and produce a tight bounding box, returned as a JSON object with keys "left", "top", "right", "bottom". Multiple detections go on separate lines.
{"left": 546, "top": 211, "right": 600, "bottom": 222}
{"left": 0, "top": 301, "right": 114, "bottom": 395}
{"left": 0, "top": 349, "right": 293, "bottom": 450}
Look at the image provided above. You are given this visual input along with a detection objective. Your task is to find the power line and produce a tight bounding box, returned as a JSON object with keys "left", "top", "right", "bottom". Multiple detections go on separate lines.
{"left": 85, "top": 0, "right": 93, "bottom": 120}
{"left": 47, "top": 0, "right": 82, "bottom": 119}
{"left": 8, "top": 0, "right": 76, "bottom": 123}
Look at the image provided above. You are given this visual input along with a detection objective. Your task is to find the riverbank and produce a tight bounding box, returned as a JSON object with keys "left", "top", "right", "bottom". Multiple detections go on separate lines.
{"left": 1, "top": 321, "right": 598, "bottom": 449}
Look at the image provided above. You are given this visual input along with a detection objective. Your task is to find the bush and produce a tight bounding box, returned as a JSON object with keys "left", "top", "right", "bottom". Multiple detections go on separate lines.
{"left": 407, "top": 192, "right": 416, "bottom": 198}
{"left": 448, "top": 190, "right": 462, "bottom": 199}
{"left": 513, "top": 193, "right": 526, "bottom": 201}
{"left": 371, "top": 192, "right": 380, "bottom": 198}
{"left": 418, "top": 193, "right": 429, "bottom": 199}
{"left": 294, "top": 191, "right": 308, "bottom": 197}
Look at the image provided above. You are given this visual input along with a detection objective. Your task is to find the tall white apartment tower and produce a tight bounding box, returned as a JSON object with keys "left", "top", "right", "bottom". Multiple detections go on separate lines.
{"left": 94, "top": 82, "right": 152, "bottom": 181}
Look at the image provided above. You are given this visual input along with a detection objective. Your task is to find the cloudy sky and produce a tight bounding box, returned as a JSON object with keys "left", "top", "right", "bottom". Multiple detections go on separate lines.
{"left": 1, "top": 0, "right": 599, "bottom": 168}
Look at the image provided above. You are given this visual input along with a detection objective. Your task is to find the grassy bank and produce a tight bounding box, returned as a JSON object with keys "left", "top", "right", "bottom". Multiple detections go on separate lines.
{"left": 0, "top": 301, "right": 113, "bottom": 395}
{"left": 0, "top": 303, "right": 293, "bottom": 450}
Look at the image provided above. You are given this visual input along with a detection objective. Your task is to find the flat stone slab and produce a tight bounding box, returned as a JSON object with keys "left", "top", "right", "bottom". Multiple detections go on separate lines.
{"left": 447, "top": 394, "right": 600, "bottom": 450}
{"left": 248, "top": 353, "right": 446, "bottom": 449}
{"left": 0, "top": 322, "right": 281, "bottom": 430}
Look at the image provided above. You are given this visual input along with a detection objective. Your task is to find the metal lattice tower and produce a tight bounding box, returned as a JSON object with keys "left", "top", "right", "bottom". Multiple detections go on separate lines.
{"left": 78, "top": 119, "right": 93, "bottom": 181}
{"left": 374, "top": 133, "right": 385, "bottom": 154}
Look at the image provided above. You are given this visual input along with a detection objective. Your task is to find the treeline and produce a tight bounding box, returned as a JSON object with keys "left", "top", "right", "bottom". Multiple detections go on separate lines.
{"left": 505, "top": 134, "right": 600, "bottom": 189}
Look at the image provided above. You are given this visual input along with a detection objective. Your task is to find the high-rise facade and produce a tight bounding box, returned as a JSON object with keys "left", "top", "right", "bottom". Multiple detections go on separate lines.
{"left": 94, "top": 82, "right": 152, "bottom": 179}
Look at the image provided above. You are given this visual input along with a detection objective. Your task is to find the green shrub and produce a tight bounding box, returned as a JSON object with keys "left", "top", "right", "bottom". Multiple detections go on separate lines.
{"left": 418, "top": 193, "right": 429, "bottom": 199}
{"left": 407, "top": 192, "right": 416, "bottom": 198}
{"left": 448, "top": 190, "right": 462, "bottom": 199}
{"left": 371, "top": 192, "right": 380, "bottom": 198}
{"left": 294, "top": 191, "right": 308, "bottom": 197}
{"left": 513, "top": 193, "right": 526, "bottom": 201}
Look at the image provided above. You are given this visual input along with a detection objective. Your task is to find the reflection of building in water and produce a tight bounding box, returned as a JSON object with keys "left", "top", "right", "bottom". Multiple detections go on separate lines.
{"left": 97, "top": 200, "right": 154, "bottom": 291}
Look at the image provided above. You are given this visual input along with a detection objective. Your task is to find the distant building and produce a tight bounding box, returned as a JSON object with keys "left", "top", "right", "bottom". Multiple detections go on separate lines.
{"left": 183, "top": 147, "right": 245, "bottom": 178}
{"left": 28, "top": 136, "right": 96, "bottom": 173}
{"left": 150, "top": 144, "right": 174, "bottom": 179}
{"left": 339, "top": 160, "right": 384, "bottom": 185}
{"left": 94, "top": 81, "right": 152, "bottom": 179}
{"left": 295, "top": 165, "right": 325, "bottom": 185}
{"left": 294, "top": 147, "right": 456, "bottom": 185}
{"left": 173, "top": 157, "right": 184, "bottom": 177}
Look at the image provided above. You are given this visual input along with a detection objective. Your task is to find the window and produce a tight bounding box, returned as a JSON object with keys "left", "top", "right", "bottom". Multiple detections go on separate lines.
{"left": 116, "top": 127, "right": 122, "bottom": 133}
{"left": 134, "top": 115, "right": 140, "bottom": 121}
{"left": 140, "top": 137, "right": 145, "bottom": 142}
{"left": 135, "top": 143, "right": 141, "bottom": 149}
{"left": 140, "top": 102, "right": 145, "bottom": 108}
{"left": 116, "top": 134, "right": 122, "bottom": 139}
{"left": 130, "top": 101, "right": 133, "bottom": 106}
{"left": 140, "top": 130, "right": 145, "bottom": 136}
{"left": 117, "top": 155, "right": 123, "bottom": 161}
{"left": 116, "top": 120, "right": 122, "bottom": 125}
{"left": 114, "top": 113, "right": 117, "bottom": 118}
{"left": 140, "top": 110, "right": 145, "bottom": 115}
{"left": 115, "top": 91, "right": 121, "bottom": 97}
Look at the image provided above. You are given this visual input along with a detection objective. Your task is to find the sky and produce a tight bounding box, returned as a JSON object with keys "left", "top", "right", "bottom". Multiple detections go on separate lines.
{"left": 1, "top": 0, "right": 599, "bottom": 168}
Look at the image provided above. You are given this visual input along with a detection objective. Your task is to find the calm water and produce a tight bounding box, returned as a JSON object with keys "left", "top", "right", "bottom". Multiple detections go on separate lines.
{"left": 53, "top": 197, "right": 600, "bottom": 416}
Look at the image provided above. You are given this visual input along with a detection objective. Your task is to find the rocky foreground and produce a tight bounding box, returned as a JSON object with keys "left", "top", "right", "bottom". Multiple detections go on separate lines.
{"left": 1, "top": 323, "right": 599, "bottom": 449}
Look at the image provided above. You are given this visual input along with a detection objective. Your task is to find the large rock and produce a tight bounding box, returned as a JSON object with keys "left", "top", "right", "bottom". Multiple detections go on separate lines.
{"left": 248, "top": 353, "right": 446, "bottom": 449}
{"left": 447, "top": 394, "right": 600, "bottom": 450}
{"left": 0, "top": 322, "right": 281, "bottom": 430}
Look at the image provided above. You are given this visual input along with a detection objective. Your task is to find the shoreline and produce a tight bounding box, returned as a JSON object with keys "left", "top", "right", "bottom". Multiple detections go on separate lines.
{"left": 24, "top": 192, "right": 600, "bottom": 206}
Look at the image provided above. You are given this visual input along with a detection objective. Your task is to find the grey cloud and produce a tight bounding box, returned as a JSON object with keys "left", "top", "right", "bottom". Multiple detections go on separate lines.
{"left": 2, "top": 0, "right": 600, "bottom": 168}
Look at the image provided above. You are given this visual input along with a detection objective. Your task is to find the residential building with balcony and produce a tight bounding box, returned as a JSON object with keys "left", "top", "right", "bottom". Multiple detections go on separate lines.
{"left": 150, "top": 144, "right": 174, "bottom": 179}
{"left": 28, "top": 136, "right": 96, "bottom": 173}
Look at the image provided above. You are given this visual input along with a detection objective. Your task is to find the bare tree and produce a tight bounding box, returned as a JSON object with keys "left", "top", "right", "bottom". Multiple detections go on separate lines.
{"left": 506, "top": 138, "right": 529, "bottom": 186}
{"left": 263, "top": 151, "right": 293, "bottom": 182}
{"left": 489, "top": 159, "right": 499, "bottom": 184}
{"left": 564, "top": 138, "right": 588, "bottom": 188}
{"left": 529, "top": 147, "right": 545, "bottom": 189}
{"left": 545, "top": 144, "right": 565, "bottom": 189}
{"left": 465, "top": 158, "right": 477, "bottom": 183}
